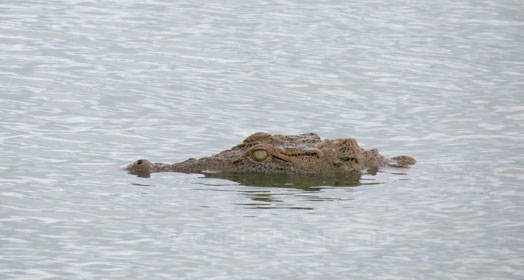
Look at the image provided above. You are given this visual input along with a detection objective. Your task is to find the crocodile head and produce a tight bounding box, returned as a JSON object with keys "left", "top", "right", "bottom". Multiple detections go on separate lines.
{"left": 126, "top": 132, "right": 399, "bottom": 178}
{"left": 223, "top": 132, "right": 382, "bottom": 175}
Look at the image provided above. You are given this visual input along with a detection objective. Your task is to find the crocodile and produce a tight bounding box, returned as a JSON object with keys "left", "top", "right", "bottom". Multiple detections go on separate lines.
{"left": 126, "top": 132, "right": 415, "bottom": 179}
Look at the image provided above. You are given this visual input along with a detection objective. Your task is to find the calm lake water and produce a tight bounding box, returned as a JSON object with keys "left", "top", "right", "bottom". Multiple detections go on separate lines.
{"left": 1, "top": 0, "right": 524, "bottom": 279}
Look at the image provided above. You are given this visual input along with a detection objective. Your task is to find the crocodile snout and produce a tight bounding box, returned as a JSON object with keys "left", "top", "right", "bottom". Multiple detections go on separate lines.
{"left": 127, "top": 159, "right": 152, "bottom": 178}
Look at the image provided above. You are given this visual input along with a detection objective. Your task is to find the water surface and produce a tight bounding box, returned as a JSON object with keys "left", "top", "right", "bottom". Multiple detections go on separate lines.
{"left": 1, "top": 0, "right": 524, "bottom": 279}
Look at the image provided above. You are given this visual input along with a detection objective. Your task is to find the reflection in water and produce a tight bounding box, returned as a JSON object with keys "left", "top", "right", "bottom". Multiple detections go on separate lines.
{"left": 202, "top": 171, "right": 361, "bottom": 189}
{"left": 202, "top": 172, "right": 361, "bottom": 209}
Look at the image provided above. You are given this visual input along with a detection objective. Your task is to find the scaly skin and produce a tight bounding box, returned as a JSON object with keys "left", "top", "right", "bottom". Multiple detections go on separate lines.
{"left": 126, "top": 132, "right": 416, "bottom": 178}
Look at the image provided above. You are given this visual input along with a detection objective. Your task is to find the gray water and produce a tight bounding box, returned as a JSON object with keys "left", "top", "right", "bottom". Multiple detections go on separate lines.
{"left": 1, "top": 0, "right": 524, "bottom": 279}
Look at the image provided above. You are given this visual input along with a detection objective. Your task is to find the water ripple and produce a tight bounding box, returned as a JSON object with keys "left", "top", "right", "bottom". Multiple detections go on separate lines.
{"left": 1, "top": 0, "right": 524, "bottom": 279}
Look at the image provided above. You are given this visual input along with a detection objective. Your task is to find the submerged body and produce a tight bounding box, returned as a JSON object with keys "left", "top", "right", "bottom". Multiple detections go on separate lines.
{"left": 126, "top": 132, "right": 415, "bottom": 178}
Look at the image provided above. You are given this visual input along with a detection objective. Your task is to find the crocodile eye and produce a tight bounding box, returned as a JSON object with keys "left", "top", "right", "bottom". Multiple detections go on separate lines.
{"left": 251, "top": 149, "right": 268, "bottom": 161}
{"left": 137, "top": 160, "right": 143, "bottom": 165}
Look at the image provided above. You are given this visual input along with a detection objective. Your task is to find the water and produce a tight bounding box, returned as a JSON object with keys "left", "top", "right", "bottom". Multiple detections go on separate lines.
{"left": 1, "top": 0, "right": 523, "bottom": 279}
